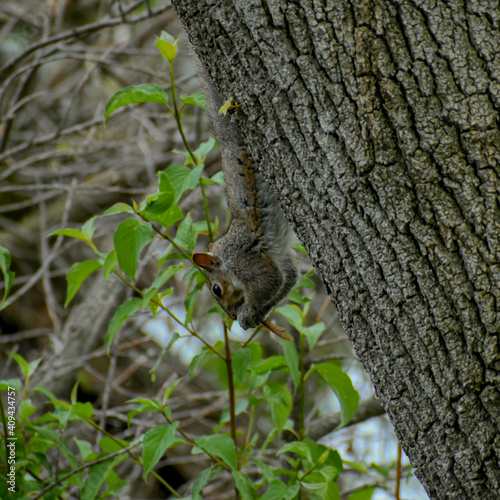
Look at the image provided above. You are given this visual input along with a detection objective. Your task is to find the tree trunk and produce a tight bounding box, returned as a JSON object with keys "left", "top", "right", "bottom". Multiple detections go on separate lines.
{"left": 172, "top": 1, "right": 500, "bottom": 498}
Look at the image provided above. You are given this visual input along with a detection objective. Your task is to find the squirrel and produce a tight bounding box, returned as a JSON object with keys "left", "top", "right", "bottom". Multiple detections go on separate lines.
{"left": 192, "top": 63, "right": 298, "bottom": 331}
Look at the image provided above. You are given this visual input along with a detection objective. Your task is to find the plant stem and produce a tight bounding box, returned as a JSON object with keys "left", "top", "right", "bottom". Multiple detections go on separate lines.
{"left": 242, "top": 403, "right": 257, "bottom": 463}
{"left": 169, "top": 62, "right": 197, "bottom": 164}
{"left": 396, "top": 441, "right": 403, "bottom": 500}
{"left": 299, "top": 332, "right": 306, "bottom": 440}
{"left": 0, "top": 393, "right": 9, "bottom": 473}
{"left": 167, "top": 60, "right": 214, "bottom": 242}
{"left": 223, "top": 325, "right": 238, "bottom": 458}
{"left": 199, "top": 178, "right": 214, "bottom": 242}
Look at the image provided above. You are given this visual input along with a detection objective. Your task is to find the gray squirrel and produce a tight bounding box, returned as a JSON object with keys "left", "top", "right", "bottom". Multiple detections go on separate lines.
{"left": 192, "top": 64, "right": 298, "bottom": 331}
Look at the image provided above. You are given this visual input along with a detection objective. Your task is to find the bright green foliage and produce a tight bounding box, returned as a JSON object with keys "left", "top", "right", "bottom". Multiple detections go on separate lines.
{"left": 106, "top": 297, "right": 143, "bottom": 350}
{"left": 142, "top": 423, "right": 185, "bottom": 478}
{"left": 155, "top": 31, "right": 178, "bottom": 61}
{"left": 81, "top": 455, "right": 126, "bottom": 500}
{"left": 308, "top": 362, "right": 360, "bottom": 429}
{"left": 104, "top": 84, "right": 168, "bottom": 122}
{"left": 264, "top": 383, "right": 292, "bottom": 430}
{"left": 163, "top": 164, "right": 204, "bottom": 202}
{"left": 180, "top": 91, "right": 206, "bottom": 108}
{"left": 113, "top": 219, "right": 153, "bottom": 280}
{"left": 195, "top": 434, "right": 238, "bottom": 471}
{"left": 347, "top": 486, "right": 376, "bottom": 500}
{"left": 0, "top": 246, "right": 15, "bottom": 309}
{"left": 65, "top": 260, "right": 103, "bottom": 306}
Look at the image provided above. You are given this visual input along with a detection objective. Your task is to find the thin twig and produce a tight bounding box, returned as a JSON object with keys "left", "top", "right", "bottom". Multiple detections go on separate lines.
{"left": 0, "top": 1, "right": 172, "bottom": 78}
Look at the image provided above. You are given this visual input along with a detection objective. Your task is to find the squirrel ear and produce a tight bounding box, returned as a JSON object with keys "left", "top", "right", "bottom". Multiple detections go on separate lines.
{"left": 193, "top": 252, "right": 220, "bottom": 270}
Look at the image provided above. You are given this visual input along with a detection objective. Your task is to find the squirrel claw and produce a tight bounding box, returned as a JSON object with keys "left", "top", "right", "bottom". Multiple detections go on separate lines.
{"left": 262, "top": 320, "right": 294, "bottom": 342}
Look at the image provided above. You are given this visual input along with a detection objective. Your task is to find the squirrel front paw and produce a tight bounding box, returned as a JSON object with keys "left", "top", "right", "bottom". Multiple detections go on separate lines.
{"left": 237, "top": 304, "right": 264, "bottom": 330}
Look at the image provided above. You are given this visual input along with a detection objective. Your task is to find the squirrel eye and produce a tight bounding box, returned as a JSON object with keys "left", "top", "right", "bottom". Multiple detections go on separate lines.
{"left": 212, "top": 283, "right": 223, "bottom": 298}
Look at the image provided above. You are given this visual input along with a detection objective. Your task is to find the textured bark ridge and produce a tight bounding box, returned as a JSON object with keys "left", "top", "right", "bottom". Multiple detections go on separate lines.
{"left": 173, "top": 1, "right": 500, "bottom": 498}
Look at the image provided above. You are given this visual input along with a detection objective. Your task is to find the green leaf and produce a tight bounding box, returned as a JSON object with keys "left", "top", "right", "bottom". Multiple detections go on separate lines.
{"left": 308, "top": 363, "right": 359, "bottom": 429}
{"left": 26, "top": 359, "right": 41, "bottom": 379}
{"left": 193, "top": 137, "right": 216, "bottom": 162}
{"left": 175, "top": 213, "right": 197, "bottom": 252}
{"left": 195, "top": 434, "right": 237, "bottom": 470}
{"left": 99, "top": 437, "right": 128, "bottom": 454}
{"left": 113, "top": 219, "right": 153, "bottom": 281}
{"left": 81, "top": 455, "right": 123, "bottom": 500}
{"left": 276, "top": 304, "right": 303, "bottom": 329}
{"left": 103, "top": 249, "right": 117, "bottom": 282}
{"left": 65, "top": 260, "right": 103, "bottom": 307}
{"left": 82, "top": 217, "right": 97, "bottom": 241}
{"left": 58, "top": 439, "right": 78, "bottom": 472}
{"left": 153, "top": 202, "right": 184, "bottom": 230}
{"left": 53, "top": 406, "right": 71, "bottom": 428}
{"left": 189, "top": 349, "right": 206, "bottom": 378}
{"left": 261, "top": 480, "right": 300, "bottom": 500}
{"left": 27, "top": 423, "right": 60, "bottom": 443}
{"left": 276, "top": 305, "right": 325, "bottom": 349}
{"left": 302, "top": 322, "right": 325, "bottom": 349}
{"left": 185, "top": 280, "right": 203, "bottom": 326}
{"left": 232, "top": 470, "right": 257, "bottom": 500}
{"left": 150, "top": 343, "right": 171, "bottom": 383}
{"left": 278, "top": 441, "right": 312, "bottom": 463}
{"left": 190, "top": 467, "right": 216, "bottom": 500}
{"left": 106, "top": 298, "right": 143, "bottom": 351}
{"left": 203, "top": 170, "right": 225, "bottom": 186}
{"left": 157, "top": 168, "right": 174, "bottom": 193}
{"left": 155, "top": 31, "right": 178, "bottom": 61}
{"left": 371, "top": 462, "right": 394, "bottom": 478}
{"left": 34, "top": 384, "right": 57, "bottom": 401}
{"left": 140, "top": 191, "right": 174, "bottom": 219}
{"left": 347, "top": 486, "right": 376, "bottom": 500}
{"left": 70, "top": 402, "right": 94, "bottom": 420}
{"left": 142, "top": 423, "right": 184, "bottom": 478}
{"left": 74, "top": 437, "right": 93, "bottom": 461}
{"left": 161, "top": 164, "right": 204, "bottom": 202}
{"left": 263, "top": 383, "right": 292, "bottom": 431}
{"left": 102, "top": 203, "right": 135, "bottom": 216}
{"left": 142, "top": 263, "right": 183, "bottom": 306}
{"left": 282, "top": 340, "right": 300, "bottom": 392}
{"left": 9, "top": 352, "right": 30, "bottom": 378}
{"left": 162, "top": 378, "right": 183, "bottom": 405}
{"left": 18, "top": 399, "right": 35, "bottom": 420}
{"left": 126, "top": 401, "right": 162, "bottom": 427}
{"left": 219, "top": 400, "right": 248, "bottom": 425}
{"left": 289, "top": 439, "right": 342, "bottom": 477}
{"left": 302, "top": 475, "right": 340, "bottom": 499}
{"left": 296, "top": 270, "right": 316, "bottom": 288}
{"left": 104, "top": 84, "right": 168, "bottom": 122}
{"left": 0, "top": 378, "right": 22, "bottom": 391}
{"left": 232, "top": 348, "right": 251, "bottom": 384}
{"left": 166, "top": 332, "right": 181, "bottom": 349}
{"left": 172, "top": 148, "right": 197, "bottom": 165}
{"left": 251, "top": 355, "right": 287, "bottom": 375}
{"left": 50, "top": 228, "right": 88, "bottom": 243}
{"left": 180, "top": 91, "right": 206, "bottom": 109}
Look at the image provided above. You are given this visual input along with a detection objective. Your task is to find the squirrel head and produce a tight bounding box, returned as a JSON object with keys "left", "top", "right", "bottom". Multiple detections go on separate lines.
{"left": 193, "top": 251, "right": 245, "bottom": 322}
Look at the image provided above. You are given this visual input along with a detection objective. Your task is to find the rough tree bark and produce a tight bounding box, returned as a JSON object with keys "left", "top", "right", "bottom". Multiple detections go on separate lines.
{"left": 172, "top": 1, "right": 500, "bottom": 498}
